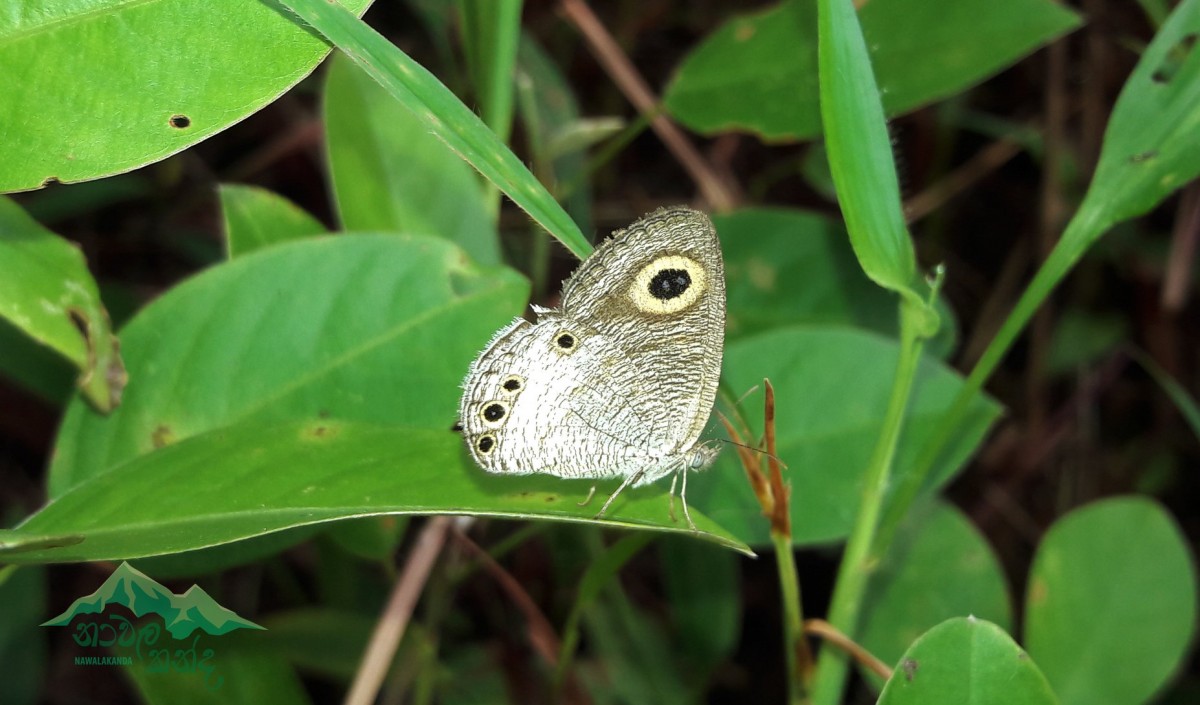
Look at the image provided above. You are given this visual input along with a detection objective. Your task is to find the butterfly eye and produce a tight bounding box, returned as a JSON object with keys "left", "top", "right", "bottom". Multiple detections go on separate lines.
{"left": 477, "top": 435, "right": 496, "bottom": 454}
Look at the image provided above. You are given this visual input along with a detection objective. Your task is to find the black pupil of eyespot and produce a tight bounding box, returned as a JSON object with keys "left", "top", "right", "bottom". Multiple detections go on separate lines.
{"left": 648, "top": 268, "right": 691, "bottom": 300}
{"left": 557, "top": 334, "right": 574, "bottom": 348}
{"left": 483, "top": 403, "right": 505, "bottom": 421}
{"left": 503, "top": 379, "right": 521, "bottom": 391}
{"left": 478, "top": 436, "right": 494, "bottom": 453}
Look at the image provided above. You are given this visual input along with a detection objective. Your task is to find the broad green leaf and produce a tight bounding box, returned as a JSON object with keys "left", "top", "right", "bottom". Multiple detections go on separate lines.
{"left": 0, "top": 196, "right": 124, "bottom": 410}
{"left": 279, "top": 0, "right": 590, "bottom": 258}
{"left": 659, "top": 536, "right": 741, "bottom": 675}
{"left": 859, "top": 502, "right": 1012, "bottom": 689}
{"left": 6, "top": 421, "right": 748, "bottom": 563}
{"left": 877, "top": 617, "right": 1058, "bottom": 705}
{"left": 664, "top": 0, "right": 1080, "bottom": 140}
{"left": 131, "top": 528, "right": 321, "bottom": 580}
{"left": 691, "top": 326, "right": 1001, "bottom": 546}
{"left": 1025, "top": 497, "right": 1198, "bottom": 705}
{"left": 324, "top": 53, "right": 500, "bottom": 263}
{"left": 219, "top": 185, "right": 328, "bottom": 260}
{"left": 0, "top": 0, "right": 372, "bottom": 192}
{"left": 715, "top": 208, "right": 958, "bottom": 357}
{"left": 48, "top": 234, "right": 528, "bottom": 497}
{"left": 818, "top": 0, "right": 927, "bottom": 324}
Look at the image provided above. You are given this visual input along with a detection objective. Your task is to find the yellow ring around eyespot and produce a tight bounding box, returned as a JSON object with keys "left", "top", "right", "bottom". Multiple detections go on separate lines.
{"left": 627, "top": 255, "right": 707, "bottom": 315}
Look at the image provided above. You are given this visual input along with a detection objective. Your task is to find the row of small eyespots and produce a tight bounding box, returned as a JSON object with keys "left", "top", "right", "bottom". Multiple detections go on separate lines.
{"left": 477, "top": 330, "right": 577, "bottom": 456}
{"left": 475, "top": 374, "right": 524, "bottom": 455}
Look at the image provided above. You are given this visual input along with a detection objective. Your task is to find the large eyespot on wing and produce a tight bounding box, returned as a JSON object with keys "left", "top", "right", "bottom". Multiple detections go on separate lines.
{"left": 626, "top": 254, "right": 708, "bottom": 315}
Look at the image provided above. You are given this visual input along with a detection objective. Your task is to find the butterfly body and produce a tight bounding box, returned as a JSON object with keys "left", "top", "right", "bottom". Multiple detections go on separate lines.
{"left": 458, "top": 207, "right": 725, "bottom": 521}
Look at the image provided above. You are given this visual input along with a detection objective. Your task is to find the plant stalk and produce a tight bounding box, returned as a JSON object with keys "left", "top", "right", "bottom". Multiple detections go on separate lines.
{"left": 810, "top": 304, "right": 925, "bottom": 705}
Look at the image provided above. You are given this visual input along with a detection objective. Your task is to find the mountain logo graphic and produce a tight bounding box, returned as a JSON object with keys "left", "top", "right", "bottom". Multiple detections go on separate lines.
{"left": 42, "top": 562, "right": 265, "bottom": 639}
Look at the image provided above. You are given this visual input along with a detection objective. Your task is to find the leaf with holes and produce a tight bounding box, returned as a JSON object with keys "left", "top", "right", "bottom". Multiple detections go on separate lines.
{"left": 0, "top": 0, "right": 372, "bottom": 191}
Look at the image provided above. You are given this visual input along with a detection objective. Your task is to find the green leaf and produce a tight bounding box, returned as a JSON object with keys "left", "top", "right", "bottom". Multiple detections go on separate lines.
{"left": 0, "top": 196, "right": 125, "bottom": 410}
{"left": 47, "top": 234, "right": 527, "bottom": 496}
{"left": 219, "top": 185, "right": 328, "bottom": 260}
{"left": 818, "top": 0, "right": 926, "bottom": 321}
{"left": 859, "top": 502, "right": 1012, "bottom": 689}
{"left": 693, "top": 326, "right": 1001, "bottom": 546}
{"left": 323, "top": 53, "right": 500, "bottom": 263}
{"left": 0, "top": 0, "right": 372, "bottom": 192}
{"left": 959, "top": 0, "right": 1200, "bottom": 440}
{"left": 664, "top": 0, "right": 1080, "bottom": 141}
{"left": 715, "top": 207, "right": 958, "bottom": 357}
{"left": 1024, "top": 497, "right": 1198, "bottom": 705}
{"left": 278, "top": 0, "right": 590, "bottom": 258}
{"left": 457, "top": 0, "right": 522, "bottom": 145}
{"left": 515, "top": 35, "right": 594, "bottom": 229}
{"left": 877, "top": 617, "right": 1059, "bottom": 705}
{"left": 1079, "top": 0, "right": 1200, "bottom": 228}
{"left": 6, "top": 421, "right": 748, "bottom": 563}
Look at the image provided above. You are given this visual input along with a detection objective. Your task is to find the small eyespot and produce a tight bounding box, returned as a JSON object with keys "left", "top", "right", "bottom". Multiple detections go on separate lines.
{"left": 477, "top": 435, "right": 495, "bottom": 454}
{"left": 482, "top": 402, "right": 507, "bottom": 422}
{"left": 169, "top": 114, "right": 191, "bottom": 129}
{"left": 556, "top": 333, "right": 576, "bottom": 350}
{"left": 502, "top": 376, "right": 522, "bottom": 392}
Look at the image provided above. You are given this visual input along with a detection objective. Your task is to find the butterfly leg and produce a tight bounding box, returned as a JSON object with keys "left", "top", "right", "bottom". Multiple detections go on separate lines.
{"left": 667, "top": 472, "right": 679, "bottom": 523}
{"left": 680, "top": 467, "right": 697, "bottom": 533}
{"left": 577, "top": 485, "right": 597, "bottom": 507}
{"left": 596, "top": 470, "right": 645, "bottom": 519}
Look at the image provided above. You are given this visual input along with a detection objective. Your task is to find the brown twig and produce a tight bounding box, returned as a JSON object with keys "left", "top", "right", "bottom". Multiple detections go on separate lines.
{"left": 449, "top": 527, "right": 591, "bottom": 704}
{"left": 764, "top": 379, "right": 791, "bottom": 537}
{"left": 1162, "top": 181, "right": 1200, "bottom": 313}
{"left": 804, "top": 618, "right": 892, "bottom": 681}
{"left": 558, "top": 0, "right": 741, "bottom": 210}
{"left": 345, "top": 515, "right": 454, "bottom": 705}
{"left": 1028, "top": 38, "right": 1070, "bottom": 437}
{"left": 903, "top": 138, "right": 1024, "bottom": 224}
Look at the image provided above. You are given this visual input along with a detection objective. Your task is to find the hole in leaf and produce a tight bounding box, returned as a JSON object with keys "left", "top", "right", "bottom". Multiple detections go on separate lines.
{"left": 1151, "top": 33, "right": 1197, "bottom": 83}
